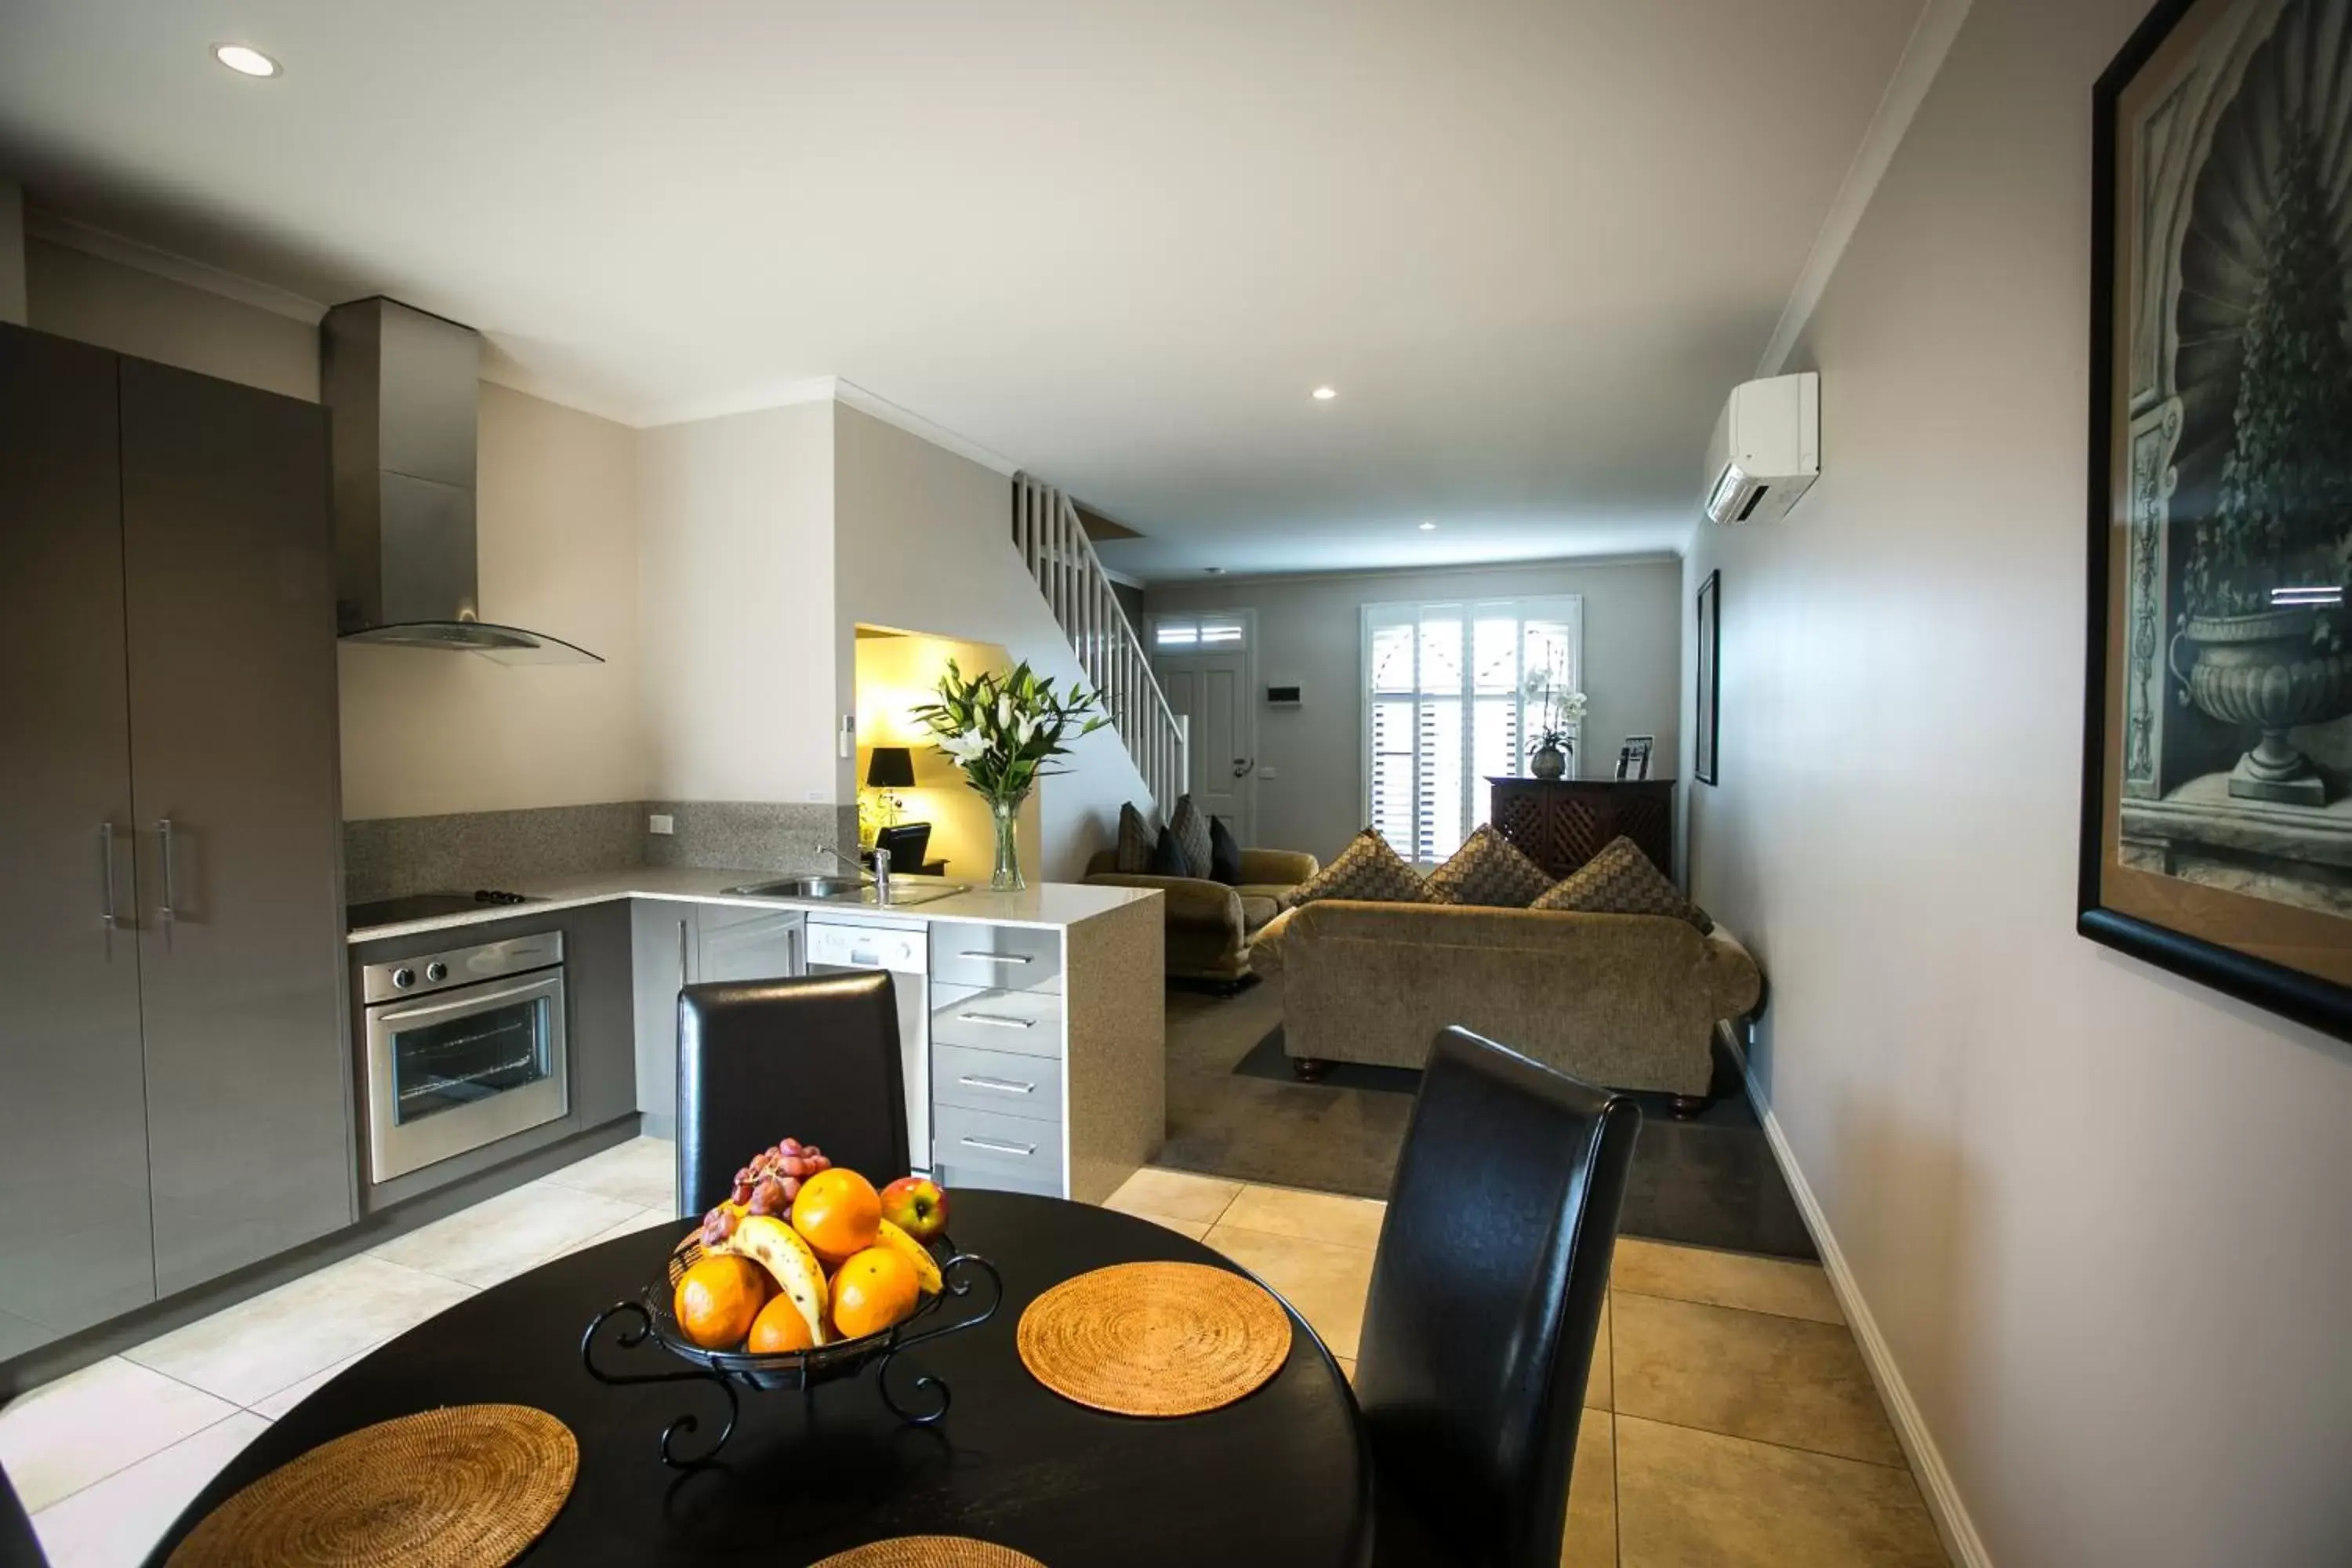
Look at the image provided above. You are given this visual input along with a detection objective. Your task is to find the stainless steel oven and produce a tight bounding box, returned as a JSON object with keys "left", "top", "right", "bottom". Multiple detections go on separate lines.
{"left": 361, "top": 933, "right": 568, "bottom": 1181}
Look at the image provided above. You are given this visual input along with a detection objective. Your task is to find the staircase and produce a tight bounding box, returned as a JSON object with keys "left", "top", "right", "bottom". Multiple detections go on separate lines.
{"left": 1012, "top": 474, "right": 1189, "bottom": 814}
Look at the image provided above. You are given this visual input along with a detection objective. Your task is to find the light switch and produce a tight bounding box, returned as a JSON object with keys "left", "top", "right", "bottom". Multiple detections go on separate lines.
{"left": 648, "top": 813, "right": 675, "bottom": 835}
{"left": 1258, "top": 767, "right": 1278, "bottom": 781}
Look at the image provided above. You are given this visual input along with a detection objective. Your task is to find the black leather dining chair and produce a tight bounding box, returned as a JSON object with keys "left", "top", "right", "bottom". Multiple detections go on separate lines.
{"left": 1356, "top": 1026, "right": 1641, "bottom": 1567}
{"left": 2, "top": 1461, "right": 45, "bottom": 1567}
{"left": 675, "top": 971, "right": 911, "bottom": 1217}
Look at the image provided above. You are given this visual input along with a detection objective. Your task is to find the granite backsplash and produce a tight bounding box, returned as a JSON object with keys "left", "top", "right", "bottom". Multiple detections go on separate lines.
{"left": 344, "top": 800, "right": 857, "bottom": 903}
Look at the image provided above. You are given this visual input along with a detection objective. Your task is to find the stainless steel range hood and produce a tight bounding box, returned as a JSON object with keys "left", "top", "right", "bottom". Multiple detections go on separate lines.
{"left": 322, "top": 297, "right": 601, "bottom": 664}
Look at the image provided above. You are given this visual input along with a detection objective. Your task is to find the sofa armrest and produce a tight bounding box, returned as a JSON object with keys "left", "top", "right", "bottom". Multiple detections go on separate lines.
{"left": 1700, "top": 927, "right": 1764, "bottom": 1019}
{"left": 1237, "top": 848, "right": 1319, "bottom": 887}
{"left": 1083, "top": 873, "right": 1246, "bottom": 938}
{"left": 1249, "top": 906, "right": 1300, "bottom": 978}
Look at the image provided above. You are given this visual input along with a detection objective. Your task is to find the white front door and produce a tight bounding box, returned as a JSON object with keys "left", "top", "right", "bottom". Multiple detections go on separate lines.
{"left": 1156, "top": 649, "right": 1256, "bottom": 842}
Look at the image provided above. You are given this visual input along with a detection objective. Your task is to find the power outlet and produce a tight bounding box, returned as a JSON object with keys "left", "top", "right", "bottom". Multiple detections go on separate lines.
{"left": 648, "top": 814, "right": 674, "bottom": 836}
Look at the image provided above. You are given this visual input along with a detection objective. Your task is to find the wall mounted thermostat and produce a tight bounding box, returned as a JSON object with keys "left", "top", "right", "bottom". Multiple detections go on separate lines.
{"left": 1266, "top": 684, "right": 1302, "bottom": 707}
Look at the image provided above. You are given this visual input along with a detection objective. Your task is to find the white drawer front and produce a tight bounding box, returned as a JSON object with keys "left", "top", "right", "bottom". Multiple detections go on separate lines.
{"left": 934, "top": 1103, "right": 1062, "bottom": 1195}
{"left": 930, "top": 985, "right": 1062, "bottom": 1058}
{"left": 928, "top": 921, "right": 1062, "bottom": 993}
{"left": 933, "top": 1041, "right": 1062, "bottom": 1122}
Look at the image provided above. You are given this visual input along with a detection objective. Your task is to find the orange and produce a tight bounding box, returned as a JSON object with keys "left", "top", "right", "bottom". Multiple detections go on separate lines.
{"left": 830, "top": 1246, "right": 920, "bottom": 1340}
{"left": 791, "top": 1169, "right": 882, "bottom": 1265}
{"left": 673, "top": 1254, "right": 771, "bottom": 1350}
{"left": 746, "top": 1291, "right": 817, "bottom": 1354}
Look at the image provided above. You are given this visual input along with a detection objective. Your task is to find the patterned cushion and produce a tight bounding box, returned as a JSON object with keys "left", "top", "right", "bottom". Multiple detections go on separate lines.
{"left": 1530, "top": 837, "right": 1713, "bottom": 932}
{"left": 1424, "top": 824, "right": 1555, "bottom": 908}
{"left": 1169, "top": 795, "right": 1213, "bottom": 880}
{"left": 1291, "top": 829, "right": 1431, "bottom": 906}
{"left": 1116, "top": 802, "right": 1155, "bottom": 874}
{"left": 1149, "top": 825, "right": 1190, "bottom": 877}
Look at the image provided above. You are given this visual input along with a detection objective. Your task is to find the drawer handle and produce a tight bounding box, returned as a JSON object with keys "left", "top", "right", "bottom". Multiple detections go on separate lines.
{"left": 955, "top": 1012, "right": 1037, "bottom": 1029}
{"left": 960, "top": 1134, "right": 1037, "bottom": 1157}
{"left": 958, "top": 1074, "right": 1036, "bottom": 1095}
{"left": 958, "top": 951, "right": 1033, "bottom": 964}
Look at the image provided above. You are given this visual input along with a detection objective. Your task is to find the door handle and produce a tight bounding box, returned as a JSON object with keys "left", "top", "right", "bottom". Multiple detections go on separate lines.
{"left": 97, "top": 823, "right": 118, "bottom": 929}
{"left": 1232, "top": 757, "right": 1254, "bottom": 778}
{"left": 156, "top": 818, "right": 178, "bottom": 924}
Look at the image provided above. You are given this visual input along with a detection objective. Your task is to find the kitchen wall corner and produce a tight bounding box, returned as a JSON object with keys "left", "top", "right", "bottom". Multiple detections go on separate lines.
{"left": 344, "top": 803, "right": 644, "bottom": 902}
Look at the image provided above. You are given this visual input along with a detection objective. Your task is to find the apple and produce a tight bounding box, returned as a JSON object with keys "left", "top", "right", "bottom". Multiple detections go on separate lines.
{"left": 880, "top": 1175, "right": 949, "bottom": 1241}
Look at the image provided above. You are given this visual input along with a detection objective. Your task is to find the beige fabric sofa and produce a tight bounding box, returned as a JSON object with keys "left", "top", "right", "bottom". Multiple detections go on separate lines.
{"left": 1250, "top": 898, "right": 1762, "bottom": 1096}
{"left": 1085, "top": 848, "right": 1320, "bottom": 984}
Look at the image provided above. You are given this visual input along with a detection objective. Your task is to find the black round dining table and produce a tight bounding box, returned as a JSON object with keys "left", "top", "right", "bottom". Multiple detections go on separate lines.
{"left": 143, "top": 1190, "right": 1373, "bottom": 1566}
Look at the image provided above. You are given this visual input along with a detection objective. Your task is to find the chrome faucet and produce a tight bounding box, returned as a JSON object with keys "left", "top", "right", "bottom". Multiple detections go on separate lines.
{"left": 818, "top": 842, "right": 891, "bottom": 906}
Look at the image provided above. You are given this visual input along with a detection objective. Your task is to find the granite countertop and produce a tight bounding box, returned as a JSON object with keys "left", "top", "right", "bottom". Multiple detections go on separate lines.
{"left": 346, "top": 866, "right": 1159, "bottom": 944}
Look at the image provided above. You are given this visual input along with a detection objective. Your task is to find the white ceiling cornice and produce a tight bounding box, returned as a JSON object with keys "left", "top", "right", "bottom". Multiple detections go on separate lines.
{"left": 27, "top": 207, "right": 327, "bottom": 323}
{"left": 1755, "top": 0, "right": 1975, "bottom": 377}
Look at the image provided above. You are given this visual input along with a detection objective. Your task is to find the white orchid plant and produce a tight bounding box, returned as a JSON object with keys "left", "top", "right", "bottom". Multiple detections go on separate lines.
{"left": 1523, "top": 660, "right": 1588, "bottom": 754}
{"left": 908, "top": 659, "right": 1109, "bottom": 807}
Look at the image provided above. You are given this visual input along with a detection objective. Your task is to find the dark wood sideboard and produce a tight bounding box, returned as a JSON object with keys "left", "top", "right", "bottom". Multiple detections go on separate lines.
{"left": 1489, "top": 777, "right": 1675, "bottom": 879}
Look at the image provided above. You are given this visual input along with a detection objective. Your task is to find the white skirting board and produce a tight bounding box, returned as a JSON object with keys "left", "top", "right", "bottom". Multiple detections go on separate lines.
{"left": 1726, "top": 1030, "right": 1994, "bottom": 1568}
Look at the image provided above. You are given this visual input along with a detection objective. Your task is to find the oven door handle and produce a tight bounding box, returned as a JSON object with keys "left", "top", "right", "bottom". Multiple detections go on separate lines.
{"left": 372, "top": 973, "right": 561, "bottom": 1030}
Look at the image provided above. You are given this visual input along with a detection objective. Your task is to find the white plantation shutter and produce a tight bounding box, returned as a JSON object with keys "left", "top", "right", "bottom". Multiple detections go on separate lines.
{"left": 1363, "top": 597, "right": 1583, "bottom": 864}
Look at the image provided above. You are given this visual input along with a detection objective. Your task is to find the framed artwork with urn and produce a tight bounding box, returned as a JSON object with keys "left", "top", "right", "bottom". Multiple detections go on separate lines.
{"left": 2082, "top": 0, "right": 2352, "bottom": 1038}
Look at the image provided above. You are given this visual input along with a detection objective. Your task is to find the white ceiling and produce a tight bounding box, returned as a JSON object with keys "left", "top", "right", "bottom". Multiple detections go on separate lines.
{"left": 0, "top": 1, "right": 1924, "bottom": 581}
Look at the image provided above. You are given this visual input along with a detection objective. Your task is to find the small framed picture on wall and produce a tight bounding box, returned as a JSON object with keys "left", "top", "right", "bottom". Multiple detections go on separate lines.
{"left": 1696, "top": 570, "right": 1721, "bottom": 785}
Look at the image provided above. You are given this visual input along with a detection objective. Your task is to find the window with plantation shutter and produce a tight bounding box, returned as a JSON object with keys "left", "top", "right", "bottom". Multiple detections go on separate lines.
{"left": 1362, "top": 597, "right": 1582, "bottom": 864}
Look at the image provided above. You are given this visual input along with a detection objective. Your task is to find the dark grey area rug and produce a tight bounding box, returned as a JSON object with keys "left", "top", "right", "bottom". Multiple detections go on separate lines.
{"left": 1156, "top": 981, "right": 1817, "bottom": 1261}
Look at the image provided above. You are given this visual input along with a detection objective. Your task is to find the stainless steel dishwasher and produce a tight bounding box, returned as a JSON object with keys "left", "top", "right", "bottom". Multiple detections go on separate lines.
{"left": 803, "top": 920, "right": 931, "bottom": 1171}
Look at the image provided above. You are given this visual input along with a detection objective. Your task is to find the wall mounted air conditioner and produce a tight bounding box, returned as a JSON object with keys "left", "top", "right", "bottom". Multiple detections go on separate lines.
{"left": 1703, "top": 372, "right": 1819, "bottom": 526}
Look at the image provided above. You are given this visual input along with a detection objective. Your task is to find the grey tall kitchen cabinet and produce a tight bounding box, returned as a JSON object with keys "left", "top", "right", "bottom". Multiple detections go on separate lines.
{"left": 0, "top": 321, "right": 350, "bottom": 1360}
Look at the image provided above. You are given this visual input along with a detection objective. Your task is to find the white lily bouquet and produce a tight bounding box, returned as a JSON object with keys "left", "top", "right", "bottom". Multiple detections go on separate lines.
{"left": 909, "top": 660, "right": 1108, "bottom": 889}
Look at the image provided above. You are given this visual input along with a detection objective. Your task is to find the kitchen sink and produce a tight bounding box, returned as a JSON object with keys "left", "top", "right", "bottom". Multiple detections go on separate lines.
{"left": 721, "top": 876, "right": 968, "bottom": 908}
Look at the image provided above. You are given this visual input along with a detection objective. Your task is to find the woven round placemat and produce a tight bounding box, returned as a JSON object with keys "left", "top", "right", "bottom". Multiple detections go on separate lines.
{"left": 1016, "top": 1261, "right": 1292, "bottom": 1417}
{"left": 810, "top": 1537, "right": 1047, "bottom": 1568}
{"left": 164, "top": 1404, "right": 577, "bottom": 1568}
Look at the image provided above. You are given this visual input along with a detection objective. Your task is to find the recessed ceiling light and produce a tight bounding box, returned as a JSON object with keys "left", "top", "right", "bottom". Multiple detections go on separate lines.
{"left": 1418, "top": 521, "right": 1438, "bottom": 531}
{"left": 1311, "top": 386, "right": 1338, "bottom": 401}
{"left": 1204, "top": 566, "right": 1226, "bottom": 575}
{"left": 212, "top": 43, "right": 281, "bottom": 78}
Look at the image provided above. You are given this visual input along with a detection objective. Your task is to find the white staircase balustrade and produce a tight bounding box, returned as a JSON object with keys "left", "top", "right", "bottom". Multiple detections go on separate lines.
{"left": 1011, "top": 474, "right": 1189, "bottom": 815}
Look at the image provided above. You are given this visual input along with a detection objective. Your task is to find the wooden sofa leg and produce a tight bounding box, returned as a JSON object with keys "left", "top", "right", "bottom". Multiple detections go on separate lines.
{"left": 1670, "top": 1094, "right": 1708, "bottom": 1120}
{"left": 1290, "top": 1057, "right": 1331, "bottom": 1083}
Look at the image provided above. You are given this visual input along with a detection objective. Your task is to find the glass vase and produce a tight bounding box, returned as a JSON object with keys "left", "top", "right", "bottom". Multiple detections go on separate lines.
{"left": 989, "top": 794, "right": 1027, "bottom": 891}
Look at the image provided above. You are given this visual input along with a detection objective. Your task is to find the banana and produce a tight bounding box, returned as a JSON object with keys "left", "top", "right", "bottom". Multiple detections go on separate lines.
{"left": 715, "top": 1214, "right": 830, "bottom": 1345}
{"left": 873, "top": 1218, "right": 944, "bottom": 1295}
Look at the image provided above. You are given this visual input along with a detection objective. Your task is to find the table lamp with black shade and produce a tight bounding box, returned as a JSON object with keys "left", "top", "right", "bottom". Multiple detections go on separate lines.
{"left": 863, "top": 746, "right": 915, "bottom": 833}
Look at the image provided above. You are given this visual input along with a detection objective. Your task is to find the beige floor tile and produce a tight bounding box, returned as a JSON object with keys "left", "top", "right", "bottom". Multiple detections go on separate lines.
{"left": 31, "top": 1410, "right": 271, "bottom": 1568}
{"left": 1105, "top": 1167, "right": 1243, "bottom": 1226}
{"left": 1219, "top": 1184, "right": 1387, "bottom": 1250}
{"left": 1611, "top": 1291, "right": 1904, "bottom": 1467}
{"left": 1614, "top": 1414, "right": 1944, "bottom": 1567}
{"left": 1585, "top": 1293, "right": 1611, "bottom": 1411}
{"left": 125, "top": 1255, "right": 472, "bottom": 1407}
{"left": 1614, "top": 1239, "right": 1843, "bottom": 1325}
{"left": 368, "top": 1180, "right": 645, "bottom": 1289}
{"left": 539, "top": 1134, "right": 678, "bottom": 1212}
{"left": 1132, "top": 1214, "right": 1210, "bottom": 1243}
{"left": 0, "top": 1357, "right": 239, "bottom": 1513}
{"left": 1560, "top": 1412, "right": 1615, "bottom": 1568}
{"left": 248, "top": 1345, "right": 373, "bottom": 1421}
{"left": 1203, "top": 1224, "right": 1374, "bottom": 1359}
{"left": 554, "top": 1205, "right": 674, "bottom": 1260}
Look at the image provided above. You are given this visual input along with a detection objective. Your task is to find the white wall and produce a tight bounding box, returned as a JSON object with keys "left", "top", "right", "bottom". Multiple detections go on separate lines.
{"left": 341, "top": 382, "right": 645, "bottom": 817}
{"left": 832, "top": 404, "right": 1152, "bottom": 882}
{"left": 1680, "top": 1, "right": 2352, "bottom": 1562}
{"left": 1149, "top": 557, "right": 1683, "bottom": 862}
{"left": 24, "top": 235, "right": 316, "bottom": 401}
{"left": 637, "top": 401, "right": 839, "bottom": 803}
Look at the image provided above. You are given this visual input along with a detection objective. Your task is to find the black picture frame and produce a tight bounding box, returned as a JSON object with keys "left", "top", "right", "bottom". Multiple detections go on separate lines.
{"left": 2077, "top": 0, "right": 2352, "bottom": 1043}
{"left": 1694, "top": 571, "right": 1720, "bottom": 786}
